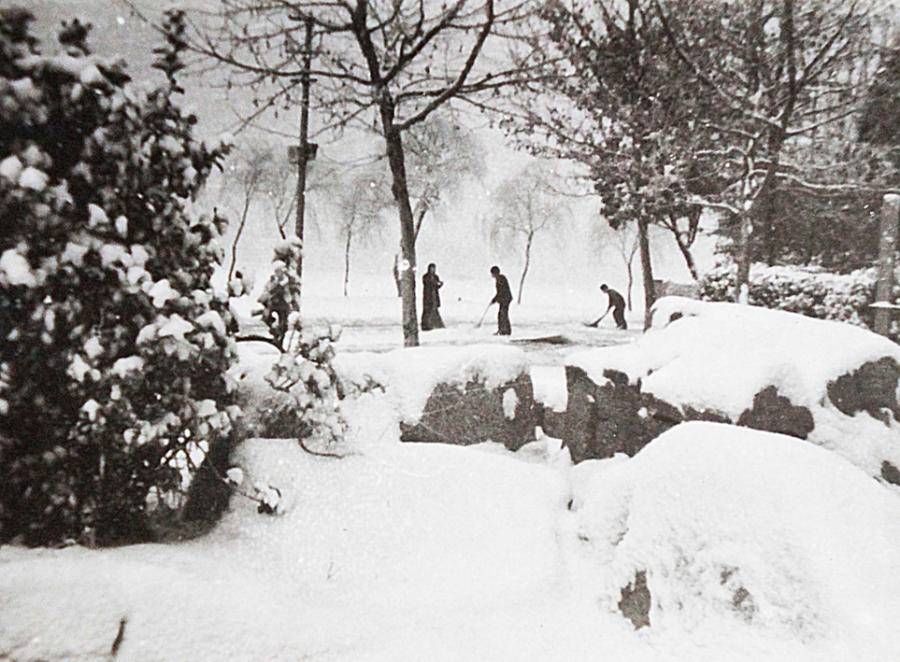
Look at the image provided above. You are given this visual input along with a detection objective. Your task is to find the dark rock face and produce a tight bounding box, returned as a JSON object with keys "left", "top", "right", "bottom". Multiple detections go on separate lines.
{"left": 534, "top": 402, "right": 567, "bottom": 439}
{"left": 827, "top": 357, "right": 900, "bottom": 422}
{"left": 618, "top": 570, "right": 651, "bottom": 629}
{"left": 563, "top": 367, "right": 681, "bottom": 463}
{"left": 563, "top": 369, "right": 818, "bottom": 463}
{"left": 562, "top": 367, "right": 729, "bottom": 463}
{"left": 400, "top": 373, "right": 537, "bottom": 451}
{"left": 737, "top": 386, "right": 815, "bottom": 439}
{"left": 882, "top": 461, "right": 900, "bottom": 486}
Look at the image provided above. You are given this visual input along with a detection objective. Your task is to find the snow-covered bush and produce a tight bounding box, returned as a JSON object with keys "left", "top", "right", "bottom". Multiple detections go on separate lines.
{"left": 260, "top": 326, "right": 346, "bottom": 448}
{"left": 0, "top": 9, "right": 239, "bottom": 545}
{"left": 257, "top": 238, "right": 303, "bottom": 349}
{"left": 699, "top": 262, "right": 898, "bottom": 339}
{"left": 252, "top": 239, "right": 346, "bottom": 450}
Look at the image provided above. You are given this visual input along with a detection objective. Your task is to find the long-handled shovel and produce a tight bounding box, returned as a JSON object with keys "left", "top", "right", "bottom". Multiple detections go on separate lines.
{"left": 584, "top": 309, "right": 609, "bottom": 328}
{"left": 475, "top": 303, "right": 492, "bottom": 329}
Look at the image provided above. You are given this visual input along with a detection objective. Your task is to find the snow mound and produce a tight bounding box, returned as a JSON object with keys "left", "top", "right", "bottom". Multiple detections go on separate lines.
{"left": 207, "top": 438, "right": 567, "bottom": 608}
{"left": 0, "top": 440, "right": 568, "bottom": 660}
{"left": 570, "top": 297, "right": 900, "bottom": 418}
{"left": 574, "top": 421, "right": 900, "bottom": 656}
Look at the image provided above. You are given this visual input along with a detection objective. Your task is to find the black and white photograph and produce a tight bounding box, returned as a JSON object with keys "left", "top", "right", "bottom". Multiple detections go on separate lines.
{"left": 1, "top": 0, "right": 899, "bottom": 659}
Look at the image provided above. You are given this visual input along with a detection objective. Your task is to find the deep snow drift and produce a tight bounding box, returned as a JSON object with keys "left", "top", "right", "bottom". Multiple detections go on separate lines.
{"left": 572, "top": 422, "right": 900, "bottom": 660}
{"left": 2, "top": 410, "right": 898, "bottom": 660}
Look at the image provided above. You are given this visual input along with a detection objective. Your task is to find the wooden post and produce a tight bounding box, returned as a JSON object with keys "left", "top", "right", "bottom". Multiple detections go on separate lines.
{"left": 873, "top": 194, "right": 900, "bottom": 336}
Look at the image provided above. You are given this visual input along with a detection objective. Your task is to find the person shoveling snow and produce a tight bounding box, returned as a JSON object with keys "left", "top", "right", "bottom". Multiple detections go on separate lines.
{"left": 586, "top": 283, "right": 627, "bottom": 330}
{"left": 477, "top": 266, "right": 513, "bottom": 335}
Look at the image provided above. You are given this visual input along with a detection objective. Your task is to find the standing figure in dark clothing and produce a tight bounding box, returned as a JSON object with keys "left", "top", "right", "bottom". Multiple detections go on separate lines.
{"left": 490, "top": 265, "right": 513, "bottom": 336}
{"left": 589, "top": 283, "right": 628, "bottom": 329}
{"left": 421, "top": 263, "right": 445, "bottom": 330}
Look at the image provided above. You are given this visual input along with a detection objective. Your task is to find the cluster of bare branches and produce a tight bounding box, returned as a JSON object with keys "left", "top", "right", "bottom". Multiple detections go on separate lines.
{"left": 487, "top": 163, "right": 569, "bottom": 304}
{"left": 185, "top": 0, "right": 543, "bottom": 345}
{"left": 497, "top": 0, "right": 898, "bottom": 306}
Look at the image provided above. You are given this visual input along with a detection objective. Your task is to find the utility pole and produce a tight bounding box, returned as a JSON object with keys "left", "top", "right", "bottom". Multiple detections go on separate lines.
{"left": 292, "top": 17, "right": 316, "bottom": 305}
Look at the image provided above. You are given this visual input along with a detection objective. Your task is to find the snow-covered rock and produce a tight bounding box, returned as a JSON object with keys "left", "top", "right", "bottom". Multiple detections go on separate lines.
{"left": 317, "top": 344, "right": 536, "bottom": 449}
{"left": 338, "top": 345, "right": 536, "bottom": 450}
{"left": 563, "top": 297, "right": 900, "bottom": 481}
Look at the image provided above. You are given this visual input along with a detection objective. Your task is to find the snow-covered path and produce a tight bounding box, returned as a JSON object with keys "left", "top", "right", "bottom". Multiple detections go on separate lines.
{"left": 233, "top": 291, "right": 642, "bottom": 364}
{"left": 331, "top": 321, "right": 639, "bottom": 364}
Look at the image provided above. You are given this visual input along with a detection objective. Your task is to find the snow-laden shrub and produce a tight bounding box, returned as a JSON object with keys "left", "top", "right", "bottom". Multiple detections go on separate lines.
{"left": 254, "top": 239, "right": 347, "bottom": 451}
{"left": 258, "top": 238, "right": 303, "bottom": 349}
{"left": 0, "top": 10, "right": 239, "bottom": 545}
{"left": 699, "top": 262, "right": 899, "bottom": 340}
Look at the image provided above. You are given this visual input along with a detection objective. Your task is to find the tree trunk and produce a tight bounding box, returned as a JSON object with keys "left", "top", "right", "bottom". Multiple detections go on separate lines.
{"left": 873, "top": 194, "right": 900, "bottom": 335}
{"left": 734, "top": 0, "right": 796, "bottom": 302}
{"left": 517, "top": 231, "right": 534, "bottom": 305}
{"left": 293, "top": 17, "right": 314, "bottom": 309}
{"left": 392, "top": 252, "right": 402, "bottom": 297}
{"left": 413, "top": 202, "right": 429, "bottom": 243}
{"left": 637, "top": 216, "right": 655, "bottom": 328}
{"left": 672, "top": 229, "right": 699, "bottom": 281}
{"left": 343, "top": 230, "right": 352, "bottom": 298}
{"left": 228, "top": 193, "right": 253, "bottom": 282}
{"left": 625, "top": 256, "right": 634, "bottom": 311}
{"left": 381, "top": 124, "right": 420, "bottom": 347}
{"left": 734, "top": 212, "right": 752, "bottom": 303}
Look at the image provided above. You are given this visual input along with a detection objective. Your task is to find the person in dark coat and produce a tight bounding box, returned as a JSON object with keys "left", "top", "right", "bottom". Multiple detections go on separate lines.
{"left": 490, "top": 265, "right": 513, "bottom": 336}
{"left": 589, "top": 283, "right": 627, "bottom": 329}
{"left": 421, "top": 263, "right": 444, "bottom": 330}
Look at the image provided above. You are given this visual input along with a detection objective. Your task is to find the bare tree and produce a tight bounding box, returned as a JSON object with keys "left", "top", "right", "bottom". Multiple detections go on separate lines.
{"left": 594, "top": 222, "right": 640, "bottom": 311}
{"left": 193, "top": 1, "right": 539, "bottom": 346}
{"left": 337, "top": 168, "right": 392, "bottom": 297}
{"left": 271, "top": 158, "right": 341, "bottom": 241}
{"left": 390, "top": 113, "right": 487, "bottom": 294}
{"left": 223, "top": 143, "right": 276, "bottom": 281}
{"left": 405, "top": 114, "right": 487, "bottom": 241}
{"left": 488, "top": 165, "right": 568, "bottom": 304}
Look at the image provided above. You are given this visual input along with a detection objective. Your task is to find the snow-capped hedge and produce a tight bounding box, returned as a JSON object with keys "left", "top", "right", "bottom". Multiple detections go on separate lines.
{"left": 0, "top": 10, "right": 238, "bottom": 545}
{"left": 699, "top": 262, "right": 899, "bottom": 340}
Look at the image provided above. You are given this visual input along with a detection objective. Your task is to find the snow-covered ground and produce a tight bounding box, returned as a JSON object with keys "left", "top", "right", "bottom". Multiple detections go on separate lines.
{"left": 3, "top": 413, "right": 898, "bottom": 661}
{"left": 231, "top": 285, "right": 642, "bottom": 364}
{"left": 3, "top": 296, "right": 899, "bottom": 661}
